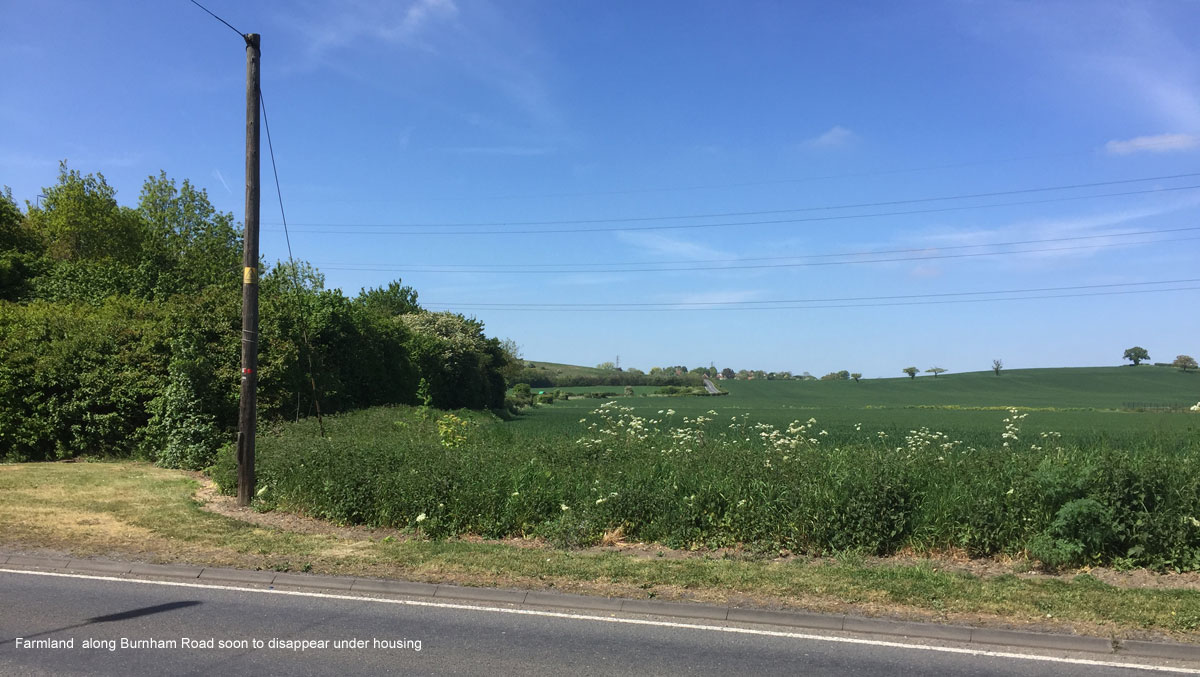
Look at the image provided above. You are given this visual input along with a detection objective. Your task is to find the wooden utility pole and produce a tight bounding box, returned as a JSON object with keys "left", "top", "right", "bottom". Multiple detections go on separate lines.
{"left": 237, "top": 33, "right": 261, "bottom": 507}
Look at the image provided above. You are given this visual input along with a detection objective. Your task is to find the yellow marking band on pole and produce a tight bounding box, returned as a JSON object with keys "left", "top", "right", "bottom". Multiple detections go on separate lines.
{"left": 243, "top": 267, "right": 257, "bottom": 284}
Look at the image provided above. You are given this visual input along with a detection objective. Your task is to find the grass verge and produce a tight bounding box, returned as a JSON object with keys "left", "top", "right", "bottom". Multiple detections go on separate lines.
{"left": 2, "top": 461, "right": 1198, "bottom": 641}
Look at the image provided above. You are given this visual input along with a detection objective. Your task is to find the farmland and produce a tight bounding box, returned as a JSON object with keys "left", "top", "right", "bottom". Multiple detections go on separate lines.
{"left": 214, "top": 365, "right": 1200, "bottom": 571}
{"left": 523, "top": 366, "right": 1200, "bottom": 438}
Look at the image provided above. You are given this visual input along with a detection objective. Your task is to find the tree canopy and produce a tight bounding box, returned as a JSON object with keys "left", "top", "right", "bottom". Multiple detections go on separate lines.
{"left": 1123, "top": 346, "right": 1150, "bottom": 366}
{"left": 0, "top": 164, "right": 513, "bottom": 466}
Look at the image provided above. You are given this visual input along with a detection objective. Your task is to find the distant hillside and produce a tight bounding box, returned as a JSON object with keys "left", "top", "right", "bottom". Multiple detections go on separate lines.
{"left": 714, "top": 366, "right": 1199, "bottom": 411}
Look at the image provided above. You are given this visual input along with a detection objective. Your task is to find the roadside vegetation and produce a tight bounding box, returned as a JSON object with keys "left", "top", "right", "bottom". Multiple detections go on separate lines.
{"left": 212, "top": 393, "right": 1200, "bottom": 572}
{"left": 0, "top": 165, "right": 513, "bottom": 468}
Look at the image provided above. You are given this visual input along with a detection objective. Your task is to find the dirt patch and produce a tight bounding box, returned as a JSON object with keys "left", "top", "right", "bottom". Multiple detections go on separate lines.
{"left": 194, "top": 477, "right": 1200, "bottom": 591}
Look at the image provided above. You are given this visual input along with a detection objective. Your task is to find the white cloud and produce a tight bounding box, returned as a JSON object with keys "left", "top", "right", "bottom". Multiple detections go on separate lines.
{"left": 615, "top": 231, "right": 727, "bottom": 261}
{"left": 805, "top": 125, "right": 858, "bottom": 148}
{"left": 674, "top": 289, "right": 765, "bottom": 306}
{"left": 295, "top": 0, "right": 459, "bottom": 54}
{"left": 441, "top": 146, "right": 553, "bottom": 156}
{"left": 912, "top": 197, "right": 1200, "bottom": 265}
{"left": 212, "top": 169, "right": 232, "bottom": 194}
{"left": 1105, "top": 133, "right": 1200, "bottom": 155}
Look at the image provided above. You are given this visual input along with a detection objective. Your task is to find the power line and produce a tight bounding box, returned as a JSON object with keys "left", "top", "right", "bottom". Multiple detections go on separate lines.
{"left": 314, "top": 227, "right": 1200, "bottom": 274}
{"left": 266, "top": 171, "right": 1200, "bottom": 230}
{"left": 425, "top": 277, "right": 1200, "bottom": 307}
{"left": 319, "top": 237, "right": 1200, "bottom": 274}
{"left": 422, "top": 282, "right": 1200, "bottom": 312}
{"left": 260, "top": 85, "right": 325, "bottom": 435}
{"left": 266, "top": 183, "right": 1200, "bottom": 236}
{"left": 296, "top": 139, "right": 1198, "bottom": 205}
{"left": 188, "top": 0, "right": 247, "bottom": 41}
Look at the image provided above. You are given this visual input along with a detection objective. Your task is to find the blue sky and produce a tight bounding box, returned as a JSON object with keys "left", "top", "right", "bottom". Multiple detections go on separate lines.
{"left": 4, "top": 0, "right": 1200, "bottom": 378}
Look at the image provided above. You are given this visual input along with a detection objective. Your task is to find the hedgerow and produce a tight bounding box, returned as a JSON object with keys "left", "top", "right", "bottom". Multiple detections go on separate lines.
{"left": 212, "top": 403, "right": 1200, "bottom": 571}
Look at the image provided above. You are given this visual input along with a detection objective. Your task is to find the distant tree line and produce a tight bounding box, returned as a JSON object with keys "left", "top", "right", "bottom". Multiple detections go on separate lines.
{"left": 0, "top": 163, "right": 514, "bottom": 467}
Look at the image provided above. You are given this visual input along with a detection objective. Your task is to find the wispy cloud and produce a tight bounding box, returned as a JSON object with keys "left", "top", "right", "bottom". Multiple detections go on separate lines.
{"left": 212, "top": 169, "right": 232, "bottom": 194}
{"left": 962, "top": 5, "right": 1200, "bottom": 131}
{"left": 292, "top": 0, "right": 459, "bottom": 55}
{"left": 615, "top": 231, "right": 728, "bottom": 261}
{"left": 673, "top": 289, "right": 765, "bottom": 305}
{"left": 804, "top": 125, "right": 858, "bottom": 149}
{"left": 441, "top": 146, "right": 553, "bottom": 156}
{"left": 913, "top": 197, "right": 1200, "bottom": 265}
{"left": 1105, "top": 133, "right": 1200, "bottom": 155}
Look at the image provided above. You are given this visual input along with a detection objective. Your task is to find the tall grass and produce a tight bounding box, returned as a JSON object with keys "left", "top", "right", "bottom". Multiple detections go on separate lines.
{"left": 212, "top": 402, "right": 1200, "bottom": 571}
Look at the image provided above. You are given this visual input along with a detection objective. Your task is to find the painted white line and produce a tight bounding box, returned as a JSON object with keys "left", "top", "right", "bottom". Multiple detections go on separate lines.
{"left": 2, "top": 567, "right": 1197, "bottom": 674}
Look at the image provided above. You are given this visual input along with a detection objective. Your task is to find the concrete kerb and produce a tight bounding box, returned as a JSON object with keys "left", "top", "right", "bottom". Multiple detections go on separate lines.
{"left": 272, "top": 572, "right": 355, "bottom": 591}
{"left": 66, "top": 559, "right": 133, "bottom": 575}
{"left": 197, "top": 567, "right": 276, "bottom": 585}
{"left": 6, "top": 555, "right": 70, "bottom": 570}
{"left": 2, "top": 555, "right": 1199, "bottom": 662}
{"left": 128, "top": 563, "right": 203, "bottom": 579}
{"left": 969, "top": 627, "right": 1116, "bottom": 654}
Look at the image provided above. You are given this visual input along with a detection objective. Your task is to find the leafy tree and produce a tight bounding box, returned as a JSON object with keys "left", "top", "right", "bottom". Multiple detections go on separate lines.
{"left": 992, "top": 359, "right": 1003, "bottom": 376}
{"left": 926, "top": 367, "right": 947, "bottom": 378}
{"left": 397, "top": 311, "right": 508, "bottom": 410}
{"left": 496, "top": 338, "right": 523, "bottom": 386}
{"left": 1123, "top": 346, "right": 1150, "bottom": 366}
{"left": 721, "top": 367, "right": 735, "bottom": 379}
{"left": 137, "top": 171, "right": 240, "bottom": 296}
{"left": 850, "top": 372, "right": 861, "bottom": 383}
{"left": 596, "top": 361, "right": 617, "bottom": 371}
{"left": 26, "top": 162, "right": 146, "bottom": 264}
{"left": 356, "top": 280, "right": 421, "bottom": 318}
{"left": 0, "top": 187, "right": 43, "bottom": 302}
{"left": 903, "top": 366, "right": 918, "bottom": 379}
{"left": 1173, "top": 355, "right": 1198, "bottom": 372}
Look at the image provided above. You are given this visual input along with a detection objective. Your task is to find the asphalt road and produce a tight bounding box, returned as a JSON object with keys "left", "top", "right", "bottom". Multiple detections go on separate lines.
{"left": 0, "top": 570, "right": 1191, "bottom": 676}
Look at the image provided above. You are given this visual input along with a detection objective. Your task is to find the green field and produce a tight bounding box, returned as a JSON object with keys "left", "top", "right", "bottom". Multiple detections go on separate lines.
{"left": 214, "top": 365, "right": 1200, "bottom": 571}
{"left": 528, "top": 366, "right": 1200, "bottom": 439}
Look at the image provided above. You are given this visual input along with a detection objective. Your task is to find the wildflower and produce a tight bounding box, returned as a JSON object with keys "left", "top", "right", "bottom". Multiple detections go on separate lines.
{"left": 560, "top": 503, "right": 570, "bottom": 511}
{"left": 415, "top": 512, "right": 427, "bottom": 522}
{"left": 511, "top": 491, "right": 520, "bottom": 497}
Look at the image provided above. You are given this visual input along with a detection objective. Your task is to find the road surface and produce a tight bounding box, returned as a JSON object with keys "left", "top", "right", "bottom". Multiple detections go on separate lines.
{"left": 0, "top": 569, "right": 1193, "bottom": 676}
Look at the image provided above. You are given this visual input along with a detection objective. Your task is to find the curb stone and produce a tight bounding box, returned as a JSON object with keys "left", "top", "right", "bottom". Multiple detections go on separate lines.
{"left": 969, "top": 627, "right": 1115, "bottom": 654}
{"left": 272, "top": 572, "right": 355, "bottom": 590}
{"left": 524, "top": 591, "right": 624, "bottom": 612}
{"left": 3, "top": 555, "right": 1199, "bottom": 662}
{"left": 67, "top": 559, "right": 133, "bottom": 575}
{"left": 435, "top": 585, "right": 528, "bottom": 605}
{"left": 844, "top": 616, "right": 973, "bottom": 643}
{"left": 351, "top": 578, "right": 438, "bottom": 597}
{"left": 128, "top": 563, "right": 203, "bottom": 579}
{"left": 197, "top": 567, "right": 276, "bottom": 585}
{"left": 6, "top": 555, "right": 70, "bottom": 569}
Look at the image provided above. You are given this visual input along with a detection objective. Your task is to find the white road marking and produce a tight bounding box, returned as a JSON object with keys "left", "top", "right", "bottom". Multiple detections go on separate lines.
{"left": 2, "top": 567, "right": 1197, "bottom": 674}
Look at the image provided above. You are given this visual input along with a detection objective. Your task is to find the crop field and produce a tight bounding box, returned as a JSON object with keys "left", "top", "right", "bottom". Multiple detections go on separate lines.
{"left": 534, "top": 367, "right": 1199, "bottom": 439}
{"left": 215, "top": 366, "right": 1200, "bottom": 571}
